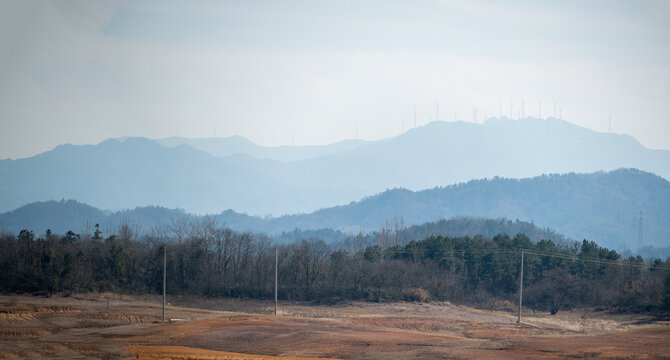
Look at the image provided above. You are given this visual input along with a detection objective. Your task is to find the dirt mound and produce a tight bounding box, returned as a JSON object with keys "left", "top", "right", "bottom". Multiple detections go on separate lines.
{"left": 31, "top": 305, "right": 77, "bottom": 313}
{"left": 347, "top": 316, "right": 457, "bottom": 334}
{"left": 128, "top": 345, "right": 340, "bottom": 360}
{"left": 463, "top": 328, "right": 529, "bottom": 339}
{"left": 90, "top": 312, "right": 161, "bottom": 323}
{"left": 136, "top": 314, "right": 459, "bottom": 359}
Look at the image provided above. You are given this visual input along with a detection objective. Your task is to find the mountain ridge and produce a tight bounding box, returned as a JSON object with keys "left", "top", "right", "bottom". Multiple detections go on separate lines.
{"left": 1, "top": 118, "right": 669, "bottom": 216}
{"left": 153, "top": 135, "right": 369, "bottom": 162}
{"left": 2, "top": 168, "right": 668, "bottom": 251}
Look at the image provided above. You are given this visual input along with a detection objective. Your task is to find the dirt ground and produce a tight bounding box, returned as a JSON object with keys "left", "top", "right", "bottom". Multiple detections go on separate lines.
{"left": 0, "top": 293, "right": 669, "bottom": 359}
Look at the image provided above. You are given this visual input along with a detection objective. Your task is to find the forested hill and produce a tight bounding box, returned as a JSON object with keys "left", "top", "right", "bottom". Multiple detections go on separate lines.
{"left": 257, "top": 168, "right": 669, "bottom": 250}
{"left": 0, "top": 200, "right": 187, "bottom": 237}
{"left": 273, "top": 217, "right": 568, "bottom": 248}
{"left": 324, "top": 217, "right": 569, "bottom": 252}
{"left": 2, "top": 169, "right": 668, "bottom": 251}
{"left": 0, "top": 200, "right": 564, "bottom": 246}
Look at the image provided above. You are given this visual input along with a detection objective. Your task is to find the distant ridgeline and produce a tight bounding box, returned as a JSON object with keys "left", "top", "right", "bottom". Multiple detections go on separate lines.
{"left": 1, "top": 168, "right": 668, "bottom": 253}
{"left": 0, "top": 199, "right": 563, "bottom": 248}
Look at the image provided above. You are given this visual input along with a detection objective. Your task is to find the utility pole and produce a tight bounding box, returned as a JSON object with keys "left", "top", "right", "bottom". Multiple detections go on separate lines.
{"left": 637, "top": 211, "right": 644, "bottom": 252}
{"left": 274, "top": 245, "right": 278, "bottom": 316}
{"left": 163, "top": 244, "right": 166, "bottom": 322}
{"left": 517, "top": 250, "right": 524, "bottom": 325}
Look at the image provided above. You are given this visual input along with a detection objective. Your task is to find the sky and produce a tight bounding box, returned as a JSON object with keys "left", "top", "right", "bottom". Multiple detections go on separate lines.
{"left": 0, "top": 0, "right": 669, "bottom": 159}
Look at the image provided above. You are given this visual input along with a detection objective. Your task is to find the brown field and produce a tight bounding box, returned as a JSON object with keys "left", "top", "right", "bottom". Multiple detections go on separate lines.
{"left": 0, "top": 294, "right": 669, "bottom": 359}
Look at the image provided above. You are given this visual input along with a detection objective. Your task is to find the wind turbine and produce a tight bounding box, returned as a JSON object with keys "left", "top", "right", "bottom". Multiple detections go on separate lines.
{"left": 609, "top": 115, "right": 612, "bottom": 134}
{"left": 553, "top": 101, "right": 556, "bottom": 118}
{"left": 414, "top": 105, "right": 417, "bottom": 128}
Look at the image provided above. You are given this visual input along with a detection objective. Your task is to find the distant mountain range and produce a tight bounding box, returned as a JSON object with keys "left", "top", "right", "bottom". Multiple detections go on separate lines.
{"left": 1, "top": 118, "right": 669, "bottom": 216}
{"left": 154, "top": 136, "right": 368, "bottom": 162}
{"left": 1, "top": 169, "right": 668, "bottom": 251}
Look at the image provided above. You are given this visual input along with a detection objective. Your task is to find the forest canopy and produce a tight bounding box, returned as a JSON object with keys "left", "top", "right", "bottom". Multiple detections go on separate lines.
{"left": 1, "top": 219, "right": 669, "bottom": 315}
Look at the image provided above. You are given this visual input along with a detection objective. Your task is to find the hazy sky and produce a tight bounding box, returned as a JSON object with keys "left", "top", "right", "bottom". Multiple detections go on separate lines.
{"left": 1, "top": 0, "right": 669, "bottom": 159}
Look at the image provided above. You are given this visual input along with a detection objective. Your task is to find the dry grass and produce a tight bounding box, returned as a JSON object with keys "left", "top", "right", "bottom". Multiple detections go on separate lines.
{"left": 39, "top": 342, "right": 67, "bottom": 354}
{"left": 0, "top": 328, "right": 55, "bottom": 339}
{"left": 128, "top": 345, "right": 340, "bottom": 360}
{"left": 67, "top": 343, "right": 100, "bottom": 356}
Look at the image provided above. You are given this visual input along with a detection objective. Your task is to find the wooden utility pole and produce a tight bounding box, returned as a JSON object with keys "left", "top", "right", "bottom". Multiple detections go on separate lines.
{"left": 163, "top": 244, "right": 166, "bottom": 322}
{"left": 517, "top": 250, "right": 524, "bottom": 325}
{"left": 274, "top": 245, "right": 278, "bottom": 316}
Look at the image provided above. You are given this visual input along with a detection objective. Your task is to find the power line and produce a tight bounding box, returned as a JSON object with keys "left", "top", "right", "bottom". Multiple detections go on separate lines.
{"left": 363, "top": 247, "right": 670, "bottom": 270}
{"left": 522, "top": 249, "right": 669, "bottom": 269}
{"left": 378, "top": 248, "right": 520, "bottom": 254}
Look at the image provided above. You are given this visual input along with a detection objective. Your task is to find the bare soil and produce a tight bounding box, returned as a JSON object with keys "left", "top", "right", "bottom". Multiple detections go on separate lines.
{"left": 0, "top": 293, "right": 668, "bottom": 359}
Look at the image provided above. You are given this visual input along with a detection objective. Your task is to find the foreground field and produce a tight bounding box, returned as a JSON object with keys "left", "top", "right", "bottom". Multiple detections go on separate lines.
{"left": 0, "top": 294, "right": 668, "bottom": 359}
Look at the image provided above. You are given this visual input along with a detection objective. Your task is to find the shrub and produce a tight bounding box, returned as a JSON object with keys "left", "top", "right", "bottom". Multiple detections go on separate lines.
{"left": 403, "top": 287, "right": 428, "bottom": 302}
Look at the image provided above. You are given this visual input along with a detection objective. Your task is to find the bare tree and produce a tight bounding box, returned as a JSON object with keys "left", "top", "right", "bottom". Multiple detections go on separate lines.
{"left": 169, "top": 215, "right": 190, "bottom": 243}
{"left": 117, "top": 218, "right": 141, "bottom": 243}
{"left": 148, "top": 222, "right": 170, "bottom": 246}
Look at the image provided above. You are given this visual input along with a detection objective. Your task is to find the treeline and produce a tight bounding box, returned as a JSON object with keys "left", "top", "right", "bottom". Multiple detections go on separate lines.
{"left": 1, "top": 219, "right": 669, "bottom": 314}
{"left": 329, "top": 217, "right": 569, "bottom": 252}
